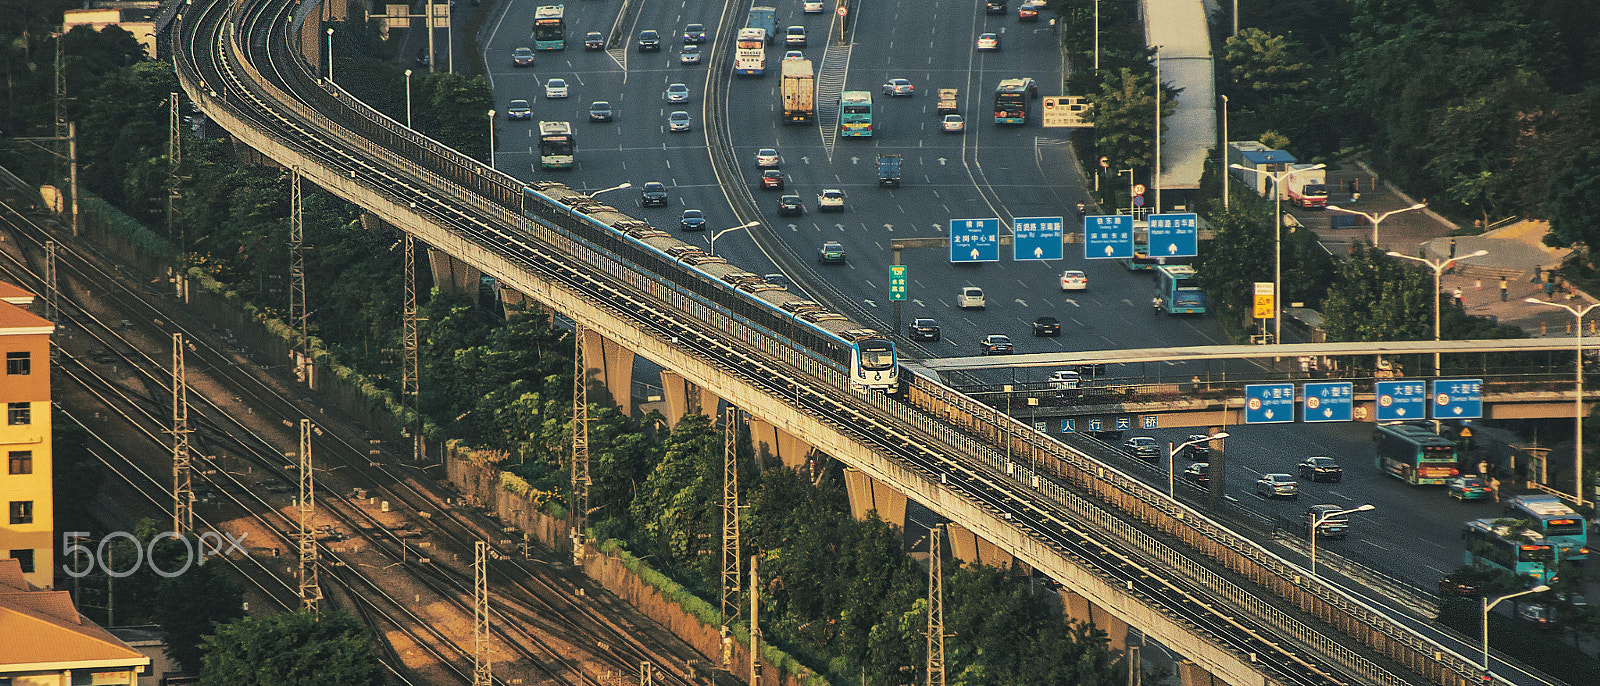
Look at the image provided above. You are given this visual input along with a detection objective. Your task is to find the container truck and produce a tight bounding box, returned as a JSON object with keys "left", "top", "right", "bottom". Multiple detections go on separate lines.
{"left": 781, "top": 59, "right": 815, "bottom": 124}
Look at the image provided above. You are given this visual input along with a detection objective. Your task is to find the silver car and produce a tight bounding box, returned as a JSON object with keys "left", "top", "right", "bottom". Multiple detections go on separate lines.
{"left": 1255, "top": 473, "right": 1299, "bottom": 499}
{"left": 667, "top": 110, "right": 692, "bottom": 132}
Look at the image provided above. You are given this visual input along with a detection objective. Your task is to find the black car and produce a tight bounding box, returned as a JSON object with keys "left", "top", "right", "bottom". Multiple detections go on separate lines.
{"left": 584, "top": 31, "right": 605, "bottom": 50}
{"left": 1182, "top": 462, "right": 1210, "bottom": 487}
{"left": 979, "top": 335, "right": 1013, "bottom": 355}
{"left": 1122, "top": 436, "right": 1160, "bottom": 460}
{"left": 682, "top": 23, "right": 707, "bottom": 43}
{"left": 985, "top": 0, "right": 1006, "bottom": 14}
{"left": 1032, "top": 316, "right": 1060, "bottom": 336}
{"left": 588, "top": 101, "right": 613, "bottom": 122}
{"left": 909, "top": 318, "right": 941, "bottom": 342}
{"left": 1179, "top": 434, "right": 1211, "bottom": 461}
{"left": 680, "top": 209, "right": 706, "bottom": 231}
{"left": 640, "top": 182, "right": 668, "bottom": 207}
{"left": 637, "top": 30, "right": 662, "bottom": 52}
{"left": 1305, "top": 504, "right": 1350, "bottom": 539}
{"left": 1298, "top": 456, "right": 1343, "bottom": 483}
{"left": 778, "top": 194, "right": 804, "bottom": 216}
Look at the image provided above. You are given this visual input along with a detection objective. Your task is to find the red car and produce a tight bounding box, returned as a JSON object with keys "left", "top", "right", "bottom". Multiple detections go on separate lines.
{"left": 760, "top": 169, "right": 784, "bottom": 190}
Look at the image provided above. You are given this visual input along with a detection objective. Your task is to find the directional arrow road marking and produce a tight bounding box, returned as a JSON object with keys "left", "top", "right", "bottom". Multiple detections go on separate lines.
{"left": 851, "top": 156, "right": 860, "bottom": 164}
{"left": 1062, "top": 298, "right": 1080, "bottom": 307}
{"left": 863, "top": 299, "right": 877, "bottom": 307}
{"left": 937, "top": 157, "right": 947, "bottom": 165}
{"left": 801, "top": 156, "right": 810, "bottom": 164}
{"left": 884, "top": 224, "right": 894, "bottom": 232}
{"left": 1014, "top": 299, "right": 1028, "bottom": 307}
{"left": 835, "top": 223, "right": 845, "bottom": 232}
{"left": 912, "top": 299, "right": 926, "bottom": 307}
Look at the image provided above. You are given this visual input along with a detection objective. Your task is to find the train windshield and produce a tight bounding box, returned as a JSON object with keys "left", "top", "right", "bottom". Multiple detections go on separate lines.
{"left": 858, "top": 340, "right": 894, "bottom": 370}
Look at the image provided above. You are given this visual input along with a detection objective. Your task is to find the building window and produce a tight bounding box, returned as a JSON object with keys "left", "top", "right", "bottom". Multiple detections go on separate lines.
{"left": 8, "top": 549, "right": 34, "bottom": 573}
{"left": 5, "top": 351, "right": 29, "bottom": 376}
{"left": 7, "top": 451, "right": 29, "bottom": 475}
{"left": 7, "top": 403, "right": 29, "bottom": 426}
{"left": 8, "top": 500, "right": 32, "bottom": 525}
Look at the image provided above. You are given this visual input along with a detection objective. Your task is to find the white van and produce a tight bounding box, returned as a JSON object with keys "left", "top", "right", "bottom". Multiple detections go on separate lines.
{"left": 1048, "top": 370, "right": 1081, "bottom": 390}
{"left": 957, "top": 287, "right": 986, "bottom": 309}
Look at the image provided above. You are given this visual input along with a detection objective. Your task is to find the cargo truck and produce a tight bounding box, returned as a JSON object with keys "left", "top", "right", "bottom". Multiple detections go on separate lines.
{"left": 877, "top": 154, "right": 901, "bottom": 188}
{"left": 1283, "top": 163, "right": 1329, "bottom": 208}
{"left": 747, "top": 5, "right": 776, "bottom": 45}
{"left": 936, "top": 89, "right": 959, "bottom": 115}
{"left": 781, "top": 59, "right": 815, "bottom": 124}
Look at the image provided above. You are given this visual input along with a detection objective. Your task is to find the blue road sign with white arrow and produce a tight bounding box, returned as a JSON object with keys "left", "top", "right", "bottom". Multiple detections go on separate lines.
{"left": 1303, "top": 382, "right": 1353, "bottom": 423}
{"left": 1374, "top": 380, "right": 1427, "bottom": 422}
{"left": 1244, "top": 383, "right": 1295, "bottom": 424}
{"left": 1431, "top": 379, "right": 1483, "bottom": 419}
{"left": 1083, "top": 215, "right": 1134, "bottom": 259}
{"left": 950, "top": 218, "right": 1000, "bottom": 263}
{"left": 1147, "top": 213, "right": 1198, "bottom": 258}
{"left": 1013, "top": 216, "right": 1064, "bottom": 261}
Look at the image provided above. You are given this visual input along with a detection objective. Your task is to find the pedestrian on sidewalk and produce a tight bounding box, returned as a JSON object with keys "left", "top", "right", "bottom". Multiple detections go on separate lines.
{"left": 1490, "top": 476, "right": 1501, "bottom": 503}
{"left": 1453, "top": 287, "right": 1464, "bottom": 308}
{"left": 1533, "top": 266, "right": 1542, "bottom": 283}
{"left": 1500, "top": 277, "right": 1508, "bottom": 302}
{"left": 1546, "top": 280, "right": 1557, "bottom": 299}
{"left": 1449, "top": 238, "right": 1457, "bottom": 258}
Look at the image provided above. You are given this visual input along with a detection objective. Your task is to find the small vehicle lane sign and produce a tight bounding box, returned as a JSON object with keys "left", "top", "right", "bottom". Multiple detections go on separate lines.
{"left": 950, "top": 218, "right": 1000, "bottom": 263}
{"left": 1146, "top": 212, "right": 1198, "bottom": 258}
{"left": 1303, "top": 382, "right": 1353, "bottom": 423}
{"left": 1431, "top": 379, "right": 1483, "bottom": 419}
{"left": 888, "top": 265, "right": 907, "bottom": 301}
{"left": 1013, "top": 216, "right": 1064, "bottom": 261}
{"left": 1083, "top": 215, "right": 1134, "bottom": 259}
{"left": 1374, "top": 380, "right": 1427, "bottom": 422}
{"left": 1244, "top": 383, "right": 1294, "bottom": 424}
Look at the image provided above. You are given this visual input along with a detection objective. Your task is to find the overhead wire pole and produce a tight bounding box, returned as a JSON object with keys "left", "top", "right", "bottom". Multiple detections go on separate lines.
{"left": 402, "top": 233, "right": 420, "bottom": 461}
{"left": 570, "top": 326, "right": 591, "bottom": 564}
{"left": 473, "top": 540, "right": 492, "bottom": 686}
{"left": 289, "top": 168, "right": 308, "bottom": 383}
{"left": 721, "top": 405, "right": 742, "bottom": 629}
{"left": 43, "top": 242, "right": 57, "bottom": 323}
{"left": 168, "top": 92, "right": 186, "bottom": 301}
{"left": 750, "top": 553, "right": 761, "bottom": 686}
{"left": 297, "top": 418, "right": 320, "bottom": 613}
{"left": 925, "top": 525, "right": 945, "bottom": 686}
{"left": 171, "top": 333, "right": 193, "bottom": 535}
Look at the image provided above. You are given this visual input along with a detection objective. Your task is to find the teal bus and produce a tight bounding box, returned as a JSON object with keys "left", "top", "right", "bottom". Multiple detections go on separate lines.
{"left": 1374, "top": 423, "right": 1459, "bottom": 485}
{"left": 1122, "top": 241, "right": 1162, "bottom": 271}
{"left": 1155, "top": 265, "right": 1206, "bottom": 314}
{"left": 533, "top": 5, "right": 565, "bottom": 50}
{"left": 993, "top": 78, "right": 1031, "bottom": 124}
{"left": 1505, "top": 495, "right": 1590, "bottom": 561}
{"left": 840, "top": 91, "right": 873, "bottom": 137}
{"left": 1463, "top": 518, "right": 1559, "bottom": 586}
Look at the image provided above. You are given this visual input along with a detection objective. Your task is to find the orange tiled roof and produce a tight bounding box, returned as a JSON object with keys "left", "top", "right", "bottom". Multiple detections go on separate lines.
{"left": 0, "top": 281, "right": 33, "bottom": 306}
{"left": 0, "top": 299, "right": 52, "bottom": 334}
{"left": 0, "top": 560, "right": 149, "bottom": 670}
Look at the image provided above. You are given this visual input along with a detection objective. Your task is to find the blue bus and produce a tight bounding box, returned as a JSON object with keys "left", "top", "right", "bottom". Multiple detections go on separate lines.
{"left": 840, "top": 91, "right": 872, "bottom": 137}
{"left": 1463, "top": 518, "right": 1559, "bottom": 586}
{"left": 533, "top": 5, "right": 565, "bottom": 50}
{"left": 993, "top": 78, "right": 1030, "bottom": 124}
{"left": 1156, "top": 265, "right": 1206, "bottom": 314}
{"left": 1505, "top": 495, "right": 1590, "bottom": 561}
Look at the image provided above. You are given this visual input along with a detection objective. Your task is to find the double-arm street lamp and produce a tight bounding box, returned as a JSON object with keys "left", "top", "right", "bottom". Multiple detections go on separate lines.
{"left": 1387, "top": 249, "right": 1489, "bottom": 375}
{"left": 1308, "top": 504, "right": 1374, "bottom": 576}
{"left": 1228, "top": 163, "right": 1325, "bottom": 345}
{"left": 1481, "top": 585, "right": 1550, "bottom": 678}
{"left": 1167, "top": 432, "right": 1228, "bottom": 498}
{"left": 1525, "top": 297, "right": 1600, "bottom": 507}
{"left": 1326, "top": 202, "right": 1426, "bottom": 250}
{"left": 707, "top": 221, "right": 761, "bottom": 256}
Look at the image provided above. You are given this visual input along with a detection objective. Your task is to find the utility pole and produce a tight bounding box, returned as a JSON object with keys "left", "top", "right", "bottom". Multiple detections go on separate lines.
{"left": 640, "top": 662, "right": 654, "bottom": 686}
{"left": 750, "top": 553, "right": 761, "bottom": 686}
{"left": 570, "top": 326, "right": 590, "bottom": 564}
{"left": 297, "top": 419, "right": 320, "bottom": 613}
{"left": 402, "top": 233, "right": 420, "bottom": 461}
{"left": 43, "top": 242, "right": 57, "bottom": 323}
{"left": 289, "top": 168, "right": 308, "bottom": 384}
{"left": 171, "top": 334, "right": 193, "bottom": 535}
{"left": 926, "top": 525, "right": 945, "bottom": 686}
{"left": 721, "top": 405, "right": 742, "bottom": 627}
{"left": 473, "top": 540, "right": 492, "bottom": 686}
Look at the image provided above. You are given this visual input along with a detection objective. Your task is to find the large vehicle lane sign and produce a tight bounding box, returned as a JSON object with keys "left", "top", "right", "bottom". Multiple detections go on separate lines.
{"left": 1431, "top": 379, "right": 1483, "bottom": 419}
{"left": 1303, "top": 382, "right": 1353, "bottom": 423}
{"left": 1146, "top": 213, "right": 1197, "bottom": 258}
{"left": 1083, "top": 215, "right": 1133, "bottom": 259}
{"left": 950, "top": 218, "right": 1000, "bottom": 263}
{"left": 1244, "top": 383, "right": 1294, "bottom": 424}
{"left": 1041, "top": 96, "right": 1093, "bottom": 128}
{"left": 888, "top": 265, "right": 907, "bottom": 301}
{"left": 1374, "top": 380, "right": 1427, "bottom": 421}
{"left": 1013, "top": 216, "right": 1064, "bottom": 261}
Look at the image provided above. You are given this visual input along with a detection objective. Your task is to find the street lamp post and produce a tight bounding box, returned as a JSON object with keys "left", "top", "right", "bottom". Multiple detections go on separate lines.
{"left": 1167, "top": 432, "right": 1228, "bottom": 498}
{"left": 708, "top": 221, "right": 761, "bottom": 256}
{"left": 1308, "top": 504, "right": 1374, "bottom": 576}
{"left": 1481, "top": 585, "right": 1550, "bottom": 677}
{"left": 325, "top": 28, "right": 335, "bottom": 81}
{"left": 1524, "top": 297, "right": 1600, "bottom": 507}
{"left": 404, "top": 69, "right": 413, "bottom": 129}
{"left": 1326, "top": 202, "right": 1427, "bottom": 250}
{"left": 1220, "top": 94, "right": 1229, "bottom": 210}
{"left": 486, "top": 109, "right": 496, "bottom": 168}
{"left": 1389, "top": 249, "right": 1489, "bottom": 375}
{"left": 1229, "top": 163, "right": 1324, "bottom": 345}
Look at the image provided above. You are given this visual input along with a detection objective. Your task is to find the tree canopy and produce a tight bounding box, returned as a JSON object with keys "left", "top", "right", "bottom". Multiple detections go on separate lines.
{"left": 200, "top": 611, "right": 383, "bottom": 686}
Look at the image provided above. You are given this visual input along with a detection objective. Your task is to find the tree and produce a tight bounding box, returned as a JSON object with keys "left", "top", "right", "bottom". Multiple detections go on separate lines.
{"left": 154, "top": 561, "right": 244, "bottom": 673}
{"left": 1087, "top": 65, "right": 1178, "bottom": 179}
{"left": 629, "top": 414, "right": 720, "bottom": 578}
{"left": 1544, "top": 146, "right": 1600, "bottom": 254}
{"left": 1320, "top": 246, "right": 1435, "bottom": 342}
{"left": 1224, "top": 28, "right": 1312, "bottom": 96}
{"left": 200, "top": 610, "right": 383, "bottom": 686}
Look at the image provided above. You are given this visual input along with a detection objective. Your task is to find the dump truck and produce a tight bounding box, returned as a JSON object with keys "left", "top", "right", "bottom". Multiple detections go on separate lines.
{"left": 877, "top": 154, "right": 902, "bottom": 188}
{"left": 781, "top": 59, "right": 815, "bottom": 124}
{"left": 936, "top": 89, "right": 959, "bottom": 115}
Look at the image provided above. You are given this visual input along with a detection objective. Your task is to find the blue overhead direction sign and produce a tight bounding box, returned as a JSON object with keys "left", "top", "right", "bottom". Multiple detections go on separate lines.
{"left": 950, "top": 217, "right": 1000, "bottom": 263}
{"left": 1083, "top": 215, "right": 1134, "bottom": 259}
{"left": 1013, "top": 216, "right": 1065, "bottom": 261}
{"left": 1147, "top": 212, "right": 1198, "bottom": 258}
{"left": 1244, "top": 383, "right": 1295, "bottom": 424}
{"left": 1302, "top": 382, "right": 1353, "bottom": 423}
{"left": 1432, "top": 379, "right": 1483, "bottom": 419}
{"left": 1374, "top": 380, "right": 1427, "bottom": 422}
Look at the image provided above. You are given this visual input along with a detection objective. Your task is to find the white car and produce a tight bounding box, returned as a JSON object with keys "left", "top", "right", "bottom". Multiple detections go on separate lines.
{"left": 817, "top": 189, "right": 845, "bottom": 212}
{"left": 668, "top": 110, "right": 693, "bottom": 132}
{"left": 544, "top": 78, "right": 569, "bottom": 98}
{"left": 957, "top": 286, "right": 986, "bottom": 309}
{"left": 756, "top": 148, "right": 781, "bottom": 167}
{"left": 941, "top": 114, "right": 965, "bottom": 132}
{"left": 803, "top": 0, "right": 824, "bottom": 12}
{"left": 1060, "top": 270, "right": 1087, "bottom": 291}
{"left": 783, "top": 50, "right": 805, "bottom": 61}
{"left": 665, "top": 83, "right": 691, "bottom": 103}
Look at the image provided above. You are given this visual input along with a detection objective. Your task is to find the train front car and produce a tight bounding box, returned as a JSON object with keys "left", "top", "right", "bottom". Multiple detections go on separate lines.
{"left": 848, "top": 333, "right": 898, "bottom": 394}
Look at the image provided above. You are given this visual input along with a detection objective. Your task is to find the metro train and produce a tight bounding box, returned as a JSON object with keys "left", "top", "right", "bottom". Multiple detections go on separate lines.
{"left": 518, "top": 181, "right": 899, "bottom": 394}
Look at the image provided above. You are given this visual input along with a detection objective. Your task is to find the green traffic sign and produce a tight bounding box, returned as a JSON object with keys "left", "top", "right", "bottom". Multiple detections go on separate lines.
{"left": 889, "top": 265, "right": 907, "bottom": 301}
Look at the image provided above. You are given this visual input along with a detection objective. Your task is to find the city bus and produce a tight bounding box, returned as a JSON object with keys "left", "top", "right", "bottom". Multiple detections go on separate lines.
{"left": 1122, "top": 240, "right": 1162, "bottom": 271}
{"left": 1155, "top": 264, "right": 1206, "bottom": 314}
{"left": 532, "top": 5, "right": 565, "bottom": 50}
{"left": 1373, "top": 423, "right": 1459, "bottom": 485}
{"left": 840, "top": 91, "right": 873, "bottom": 137}
{"left": 1462, "top": 518, "right": 1559, "bottom": 586}
{"left": 734, "top": 28, "right": 767, "bottom": 76}
{"left": 1505, "top": 495, "right": 1590, "bottom": 561}
{"left": 538, "top": 121, "right": 575, "bottom": 169}
{"left": 993, "top": 78, "right": 1031, "bottom": 124}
